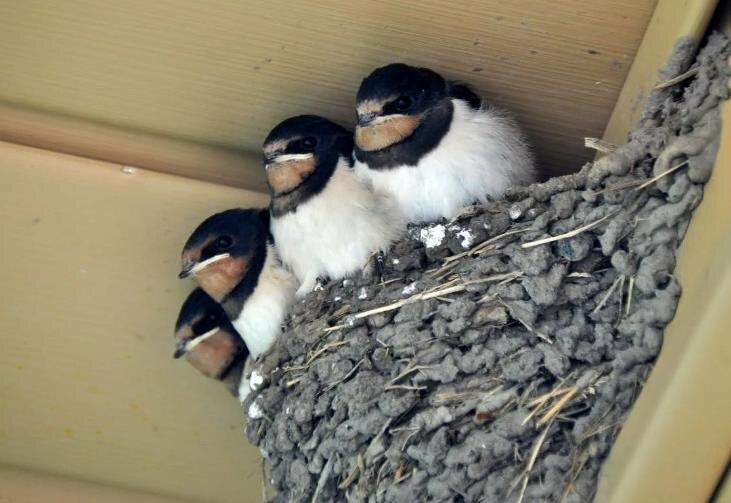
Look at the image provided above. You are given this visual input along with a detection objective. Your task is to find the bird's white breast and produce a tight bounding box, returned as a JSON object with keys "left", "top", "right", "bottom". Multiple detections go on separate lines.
{"left": 272, "top": 159, "right": 404, "bottom": 296}
{"left": 354, "top": 99, "right": 535, "bottom": 223}
{"left": 231, "top": 244, "right": 297, "bottom": 359}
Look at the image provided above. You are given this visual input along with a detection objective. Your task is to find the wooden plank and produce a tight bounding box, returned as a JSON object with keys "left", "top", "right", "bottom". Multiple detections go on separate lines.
{"left": 0, "top": 0, "right": 656, "bottom": 179}
{"left": 601, "top": 0, "right": 718, "bottom": 143}
{"left": 0, "top": 104, "right": 267, "bottom": 193}
{"left": 596, "top": 83, "right": 731, "bottom": 502}
{"left": 0, "top": 142, "right": 268, "bottom": 503}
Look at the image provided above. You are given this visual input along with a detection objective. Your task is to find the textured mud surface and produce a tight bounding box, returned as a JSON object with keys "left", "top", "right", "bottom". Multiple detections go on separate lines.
{"left": 244, "top": 34, "right": 729, "bottom": 502}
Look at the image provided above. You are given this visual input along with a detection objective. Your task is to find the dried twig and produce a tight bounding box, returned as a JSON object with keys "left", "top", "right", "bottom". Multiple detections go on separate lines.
{"left": 537, "top": 387, "right": 578, "bottom": 426}
{"left": 389, "top": 364, "right": 432, "bottom": 385}
{"left": 593, "top": 159, "right": 689, "bottom": 195}
{"left": 385, "top": 384, "right": 428, "bottom": 391}
{"left": 311, "top": 456, "right": 334, "bottom": 503}
{"left": 561, "top": 454, "right": 589, "bottom": 503}
{"left": 625, "top": 276, "right": 635, "bottom": 316}
{"left": 591, "top": 276, "right": 623, "bottom": 315}
{"left": 527, "top": 381, "right": 571, "bottom": 408}
{"left": 323, "top": 359, "right": 364, "bottom": 392}
{"left": 327, "top": 274, "right": 519, "bottom": 329}
{"left": 286, "top": 376, "right": 304, "bottom": 387}
{"left": 389, "top": 426, "right": 421, "bottom": 434}
{"left": 567, "top": 272, "right": 593, "bottom": 278}
{"left": 584, "top": 137, "right": 617, "bottom": 153}
{"left": 284, "top": 341, "right": 350, "bottom": 371}
{"left": 523, "top": 387, "right": 571, "bottom": 425}
{"left": 450, "top": 204, "right": 482, "bottom": 222}
{"left": 323, "top": 324, "right": 345, "bottom": 333}
{"left": 337, "top": 454, "right": 364, "bottom": 490}
{"left": 394, "top": 465, "right": 412, "bottom": 484}
{"left": 516, "top": 316, "right": 552, "bottom": 344}
{"left": 521, "top": 213, "right": 616, "bottom": 249}
{"left": 329, "top": 304, "right": 352, "bottom": 320}
{"left": 654, "top": 67, "right": 699, "bottom": 90}
{"left": 616, "top": 275, "right": 626, "bottom": 325}
{"left": 402, "top": 429, "right": 420, "bottom": 450}
{"left": 429, "top": 261, "right": 459, "bottom": 279}
{"left": 635, "top": 160, "right": 689, "bottom": 190}
{"left": 511, "top": 421, "right": 553, "bottom": 503}
{"left": 443, "top": 227, "right": 532, "bottom": 263}
{"left": 593, "top": 180, "right": 642, "bottom": 195}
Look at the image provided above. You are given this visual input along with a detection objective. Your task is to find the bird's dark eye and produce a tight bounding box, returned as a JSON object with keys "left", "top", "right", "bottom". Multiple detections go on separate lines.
{"left": 216, "top": 235, "right": 233, "bottom": 250}
{"left": 394, "top": 96, "right": 412, "bottom": 112}
{"left": 301, "top": 136, "right": 317, "bottom": 151}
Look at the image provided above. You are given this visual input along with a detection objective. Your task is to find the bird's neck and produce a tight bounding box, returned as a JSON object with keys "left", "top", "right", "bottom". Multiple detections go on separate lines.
{"left": 219, "top": 355, "right": 246, "bottom": 397}
{"left": 269, "top": 153, "right": 345, "bottom": 217}
{"left": 353, "top": 99, "right": 453, "bottom": 169}
{"left": 220, "top": 241, "right": 268, "bottom": 319}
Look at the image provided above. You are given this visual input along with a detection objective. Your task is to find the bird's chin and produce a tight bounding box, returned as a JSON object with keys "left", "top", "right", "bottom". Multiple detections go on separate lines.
{"left": 355, "top": 114, "right": 421, "bottom": 151}
{"left": 195, "top": 255, "right": 250, "bottom": 303}
{"left": 270, "top": 183, "right": 303, "bottom": 199}
{"left": 267, "top": 159, "right": 316, "bottom": 196}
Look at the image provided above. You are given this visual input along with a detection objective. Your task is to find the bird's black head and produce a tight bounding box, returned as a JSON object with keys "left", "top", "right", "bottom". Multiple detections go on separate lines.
{"left": 173, "top": 288, "right": 247, "bottom": 380}
{"left": 179, "top": 208, "right": 270, "bottom": 303}
{"left": 262, "top": 115, "right": 353, "bottom": 216}
{"left": 356, "top": 64, "right": 446, "bottom": 123}
{"left": 354, "top": 63, "right": 481, "bottom": 168}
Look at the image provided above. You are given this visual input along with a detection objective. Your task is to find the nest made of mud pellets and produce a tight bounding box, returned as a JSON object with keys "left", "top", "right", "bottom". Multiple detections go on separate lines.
{"left": 245, "top": 33, "right": 730, "bottom": 503}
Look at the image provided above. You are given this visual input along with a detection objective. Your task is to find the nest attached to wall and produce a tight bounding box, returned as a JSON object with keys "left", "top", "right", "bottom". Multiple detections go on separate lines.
{"left": 244, "top": 33, "right": 730, "bottom": 503}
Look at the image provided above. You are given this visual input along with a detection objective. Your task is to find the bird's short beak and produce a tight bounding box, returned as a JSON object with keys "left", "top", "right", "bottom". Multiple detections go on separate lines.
{"left": 179, "top": 253, "right": 231, "bottom": 278}
{"left": 265, "top": 153, "right": 314, "bottom": 171}
{"left": 173, "top": 341, "right": 187, "bottom": 359}
{"left": 358, "top": 112, "right": 378, "bottom": 127}
{"left": 179, "top": 260, "right": 196, "bottom": 279}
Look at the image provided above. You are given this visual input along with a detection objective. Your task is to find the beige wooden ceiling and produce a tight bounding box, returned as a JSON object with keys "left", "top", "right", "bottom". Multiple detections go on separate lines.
{"left": 0, "top": 141, "right": 269, "bottom": 503}
{"left": 0, "top": 0, "right": 656, "bottom": 181}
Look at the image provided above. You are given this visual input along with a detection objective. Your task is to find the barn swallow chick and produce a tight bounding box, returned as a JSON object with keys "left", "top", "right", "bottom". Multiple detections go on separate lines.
{"left": 353, "top": 63, "right": 536, "bottom": 223}
{"left": 263, "top": 115, "right": 404, "bottom": 297}
{"left": 173, "top": 288, "right": 251, "bottom": 400}
{"left": 179, "top": 209, "right": 297, "bottom": 360}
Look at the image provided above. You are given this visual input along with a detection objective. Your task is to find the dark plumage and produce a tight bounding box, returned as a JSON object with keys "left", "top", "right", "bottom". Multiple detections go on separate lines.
{"left": 173, "top": 288, "right": 247, "bottom": 395}
{"left": 180, "top": 208, "right": 297, "bottom": 359}
{"left": 263, "top": 115, "right": 404, "bottom": 297}
{"left": 263, "top": 115, "right": 354, "bottom": 217}
{"left": 353, "top": 62, "right": 536, "bottom": 223}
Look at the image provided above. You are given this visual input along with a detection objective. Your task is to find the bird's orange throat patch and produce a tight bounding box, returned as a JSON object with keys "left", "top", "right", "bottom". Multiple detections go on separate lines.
{"left": 194, "top": 255, "right": 250, "bottom": 302}
{"left": 184, "top": 331, "right": 240, "bottom": 379}
{"left": 355, "top": 115, "right": 421, "bottom": 152}
{"left": 267, "top": 158, "right": 317, "bottom": 196}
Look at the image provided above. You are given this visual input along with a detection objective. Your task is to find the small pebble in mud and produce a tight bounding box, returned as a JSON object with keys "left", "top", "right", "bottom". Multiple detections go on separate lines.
{"left": 419, "top": 224, "right": 446, "bottom": 248}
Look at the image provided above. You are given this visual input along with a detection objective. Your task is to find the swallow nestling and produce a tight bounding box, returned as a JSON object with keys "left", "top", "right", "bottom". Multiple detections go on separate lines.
{"left": 173, "top": 288, "right": 251, "bottom": 400}
{"left": 263, "top": 115, "right": 404, "bottom": 297}
{"left": 353, "top": 63, "right": 536, "bottom": 223}
{"left": 179, "top": 209, "right": 297, "bottom": 359}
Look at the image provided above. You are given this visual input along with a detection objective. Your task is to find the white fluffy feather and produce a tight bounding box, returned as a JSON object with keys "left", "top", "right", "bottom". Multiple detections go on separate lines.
{"left": 272, "top": 159, "right": 404, "bottom": 297}
{"left": 231, "top": 244, "right": 297, "bottom": 359}
{"left": 237, "top": 356, "right": 254, "bottom": 403}
{"left": 238, "top": 374, "right": 251, "bottom": 403}
{"left": 354, "top": 99, "right": 535, "bottom": 223}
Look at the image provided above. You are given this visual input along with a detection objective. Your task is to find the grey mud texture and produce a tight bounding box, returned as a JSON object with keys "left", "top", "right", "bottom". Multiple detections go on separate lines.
{"left": 245, "top": 33, "right": 730, "bottom": 502}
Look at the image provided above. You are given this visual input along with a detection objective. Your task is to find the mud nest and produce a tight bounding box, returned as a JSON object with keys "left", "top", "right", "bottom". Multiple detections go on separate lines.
{"left": 245, "top": 34, "right": 730, "bottom": 502}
